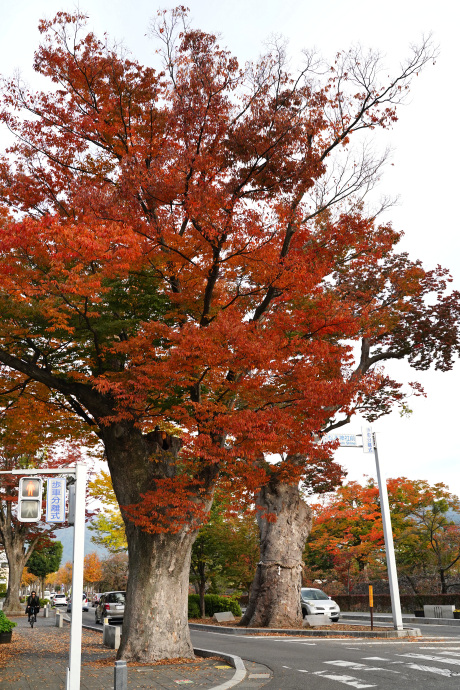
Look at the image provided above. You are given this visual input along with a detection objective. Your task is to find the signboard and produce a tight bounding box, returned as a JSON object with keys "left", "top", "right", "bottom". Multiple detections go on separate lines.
{"left": 18, "top": 477, "right": 42, "bottom": 522}
{"left": 322, "top": 432, "right": 358, "bottom": 447}
{"left": 45, "top": 477, "right": 67, "bottom": 522}
{"left": 362, "top": 426, "right": 374, "bottom": 453}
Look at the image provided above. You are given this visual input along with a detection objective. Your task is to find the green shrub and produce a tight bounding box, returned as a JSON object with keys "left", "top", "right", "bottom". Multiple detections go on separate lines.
{"left": 0, "top": 583, "right": 7, "bottom": 596}
{"left": 188, "top": 595, "right": 201, "bottom": 618}
{"left": 188, "top": 594, "right": 241, "bottom": 618}
{"left": 0, "top": 610, "right": 17, "bottom": 633}
{"left": 39, "top": 598, "right": 49, "bottom": 607}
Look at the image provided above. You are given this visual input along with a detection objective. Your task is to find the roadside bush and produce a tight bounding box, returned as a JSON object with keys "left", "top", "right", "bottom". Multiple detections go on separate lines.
{"left": 39, "top": 598, "right": 49, "bottom": 607}
{"left": 188, "top": 596, "right": 201, "bottom": 618}
{"left": 188, "top": 594, "right": 241, "bottom": 618}
{"left": 0, "top": 610, "right": 17, "bottom": 633}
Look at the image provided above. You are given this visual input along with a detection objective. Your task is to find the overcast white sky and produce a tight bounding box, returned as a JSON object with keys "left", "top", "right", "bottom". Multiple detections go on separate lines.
{"left": 1, "top": 1, "right": 459, "bottom": 495}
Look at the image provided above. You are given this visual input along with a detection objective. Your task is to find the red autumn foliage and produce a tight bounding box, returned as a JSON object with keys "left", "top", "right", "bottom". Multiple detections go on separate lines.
{"left": 0, "top": 8, "right": 458, "bottom": 656}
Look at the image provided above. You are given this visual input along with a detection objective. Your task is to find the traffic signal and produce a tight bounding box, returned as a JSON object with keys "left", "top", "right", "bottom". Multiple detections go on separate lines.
{"left": 18, "top": 477, "right": 42, "bottom": 522}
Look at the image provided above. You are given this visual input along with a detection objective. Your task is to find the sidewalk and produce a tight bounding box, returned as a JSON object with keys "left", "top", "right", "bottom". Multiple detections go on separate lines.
{"left": 0, "top": 616, "right": 272, "bottom": 689}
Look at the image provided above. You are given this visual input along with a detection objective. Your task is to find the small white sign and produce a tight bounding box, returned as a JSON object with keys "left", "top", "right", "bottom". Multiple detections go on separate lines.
{"left": 322, "top": 433, "right": 357, "bottom": 447}
{"left": 45, "top": 478, "right": 66, "bottom": 522}
{"left": 362, "top": 426, "right": 374, "bottom": 453}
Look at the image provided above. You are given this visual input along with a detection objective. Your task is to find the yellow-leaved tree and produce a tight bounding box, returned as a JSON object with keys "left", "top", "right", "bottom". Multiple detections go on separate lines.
{"left": 88, "top": 471, "right": 127, "bottom": 553}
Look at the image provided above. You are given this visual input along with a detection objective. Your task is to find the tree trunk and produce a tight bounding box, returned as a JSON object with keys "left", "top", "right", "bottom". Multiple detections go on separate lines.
{"left": 199, "top": 574, "right": 206, "bottom": 618}
{"left": 101, "top": 424, "right": 213, "bottom": 662}
{"left": 240, "top": 479, "right": 312, "bottom": 628}
{"left": 3, "top": 541, "right": 28, "bottom": 615}
{"left": 440, "top": 568, "right": 447, "bottom": 594}
{"left": 119, "top": 523, "right": 197, "bottom": 661}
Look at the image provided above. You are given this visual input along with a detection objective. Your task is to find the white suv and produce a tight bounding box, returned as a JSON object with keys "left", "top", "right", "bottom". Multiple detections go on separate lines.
{"left": 301, "top": 587, "right": 340, "bottom": 622}
{"left": 53, "top": 593, "right": 68, "bottom": 607}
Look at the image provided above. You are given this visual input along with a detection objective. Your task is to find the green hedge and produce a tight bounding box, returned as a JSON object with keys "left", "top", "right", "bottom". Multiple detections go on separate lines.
{"left": 188, "top": 594, "right": 241, "bottom": 618}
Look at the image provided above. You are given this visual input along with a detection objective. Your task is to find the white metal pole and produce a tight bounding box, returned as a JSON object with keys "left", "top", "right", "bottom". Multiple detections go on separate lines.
{"left": 66, "top": 462, "right": 87, "bottom": 690}
{"left": 373, "top": 435, "right": 403, "bottom": 631}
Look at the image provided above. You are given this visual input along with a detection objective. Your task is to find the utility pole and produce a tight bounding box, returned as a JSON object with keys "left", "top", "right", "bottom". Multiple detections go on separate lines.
{"left": 322, "top": 427, "right": 404, "bottom": 631}
{"left": 373, "top": 434, "right": 403, "bottom": 630}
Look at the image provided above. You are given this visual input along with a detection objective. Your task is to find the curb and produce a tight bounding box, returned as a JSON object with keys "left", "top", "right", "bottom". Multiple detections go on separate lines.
{"left": 189, "top": 622, "right": 421, "bottom": 638}
{"left": 66, "top": 616, "right": 248, "bottom": 690}
{"left": 194, "top": 648, "right": 246, "bottom": 690}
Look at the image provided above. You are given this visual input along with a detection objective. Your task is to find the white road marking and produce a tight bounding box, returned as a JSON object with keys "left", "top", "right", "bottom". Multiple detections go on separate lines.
{"left": 404, "top": 663, "right": 457, "bottom": 677}
{"left": 279, "top": 640, "right": 317, "bottom": 645}
{"left": 398, "top": 652, "right": 460, "bottom": 665}
{"left": 326, "top": 660, "right": 400, "bottom": 673}
{"left": 314, "top": 671, "right": 376, "bottom": 688}
{"left": 363, "top": 657, "right": 388, "bottom": 661}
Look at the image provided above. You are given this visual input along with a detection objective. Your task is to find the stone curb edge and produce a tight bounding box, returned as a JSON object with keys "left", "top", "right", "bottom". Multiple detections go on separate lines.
{"left": 189, "top": 622, "right": 421, "bottom": 638}
{"left": 64, "top": 616, "right": 248, "bottom": 690}
{"left": 194, "top": 648, "right": 247, "bottom": 690}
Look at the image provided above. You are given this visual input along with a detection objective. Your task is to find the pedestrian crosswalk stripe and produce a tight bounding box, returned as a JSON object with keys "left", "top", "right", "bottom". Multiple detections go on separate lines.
{"left": 399, "top": 652, "right": 460, "bottom": 666}
{"left": 404, "top": 663, "right": 458, "bottom": 677}
{"left": 314, "top": 671, "right": 376, "bottom": 688}
{"left": 326, "top": 660, "right": 400, "bottom": 673}
{"left": 363, "top": 657, "right": 388, "bottom": 661}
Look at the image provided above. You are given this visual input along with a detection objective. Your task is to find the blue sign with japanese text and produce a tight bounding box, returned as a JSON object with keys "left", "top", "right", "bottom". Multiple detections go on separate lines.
{"left": 45, "top": 478, "right": 66, "bottom": 522}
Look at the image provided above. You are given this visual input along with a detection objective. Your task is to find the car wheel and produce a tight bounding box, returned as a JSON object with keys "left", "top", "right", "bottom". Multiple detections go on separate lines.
{"left": 301, "top": 608, "right": 308, "bottom": 618}
{"left": 331, "top": 617, "right": 339, "bottom": 622}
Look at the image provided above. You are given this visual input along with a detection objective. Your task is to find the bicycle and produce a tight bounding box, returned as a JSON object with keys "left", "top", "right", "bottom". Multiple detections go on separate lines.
{"left": 28, "top": 607, "right": 39, "bottom": 628}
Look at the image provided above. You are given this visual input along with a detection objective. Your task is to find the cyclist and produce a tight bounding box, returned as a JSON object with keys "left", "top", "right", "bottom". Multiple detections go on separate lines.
{"left": 26, "top": 591, "right": 40, "bottom": 624}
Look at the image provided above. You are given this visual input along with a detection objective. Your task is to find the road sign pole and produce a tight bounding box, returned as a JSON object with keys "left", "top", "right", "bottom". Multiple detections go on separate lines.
{"left": 66, "top": 462, "right": 87, "bottom": 690}
{"left": 373, "top": 435, "right": 403, "bottom": 631}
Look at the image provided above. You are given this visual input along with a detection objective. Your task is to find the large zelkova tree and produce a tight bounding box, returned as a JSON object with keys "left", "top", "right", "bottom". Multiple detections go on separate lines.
{"left": 0, "top": 375, "right": 90, "bottom": 614}
{"left": 0, "top": 9, "right": 458, "bottom": 653}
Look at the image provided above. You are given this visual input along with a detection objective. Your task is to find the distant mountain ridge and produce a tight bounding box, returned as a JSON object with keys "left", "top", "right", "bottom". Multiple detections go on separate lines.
{"left": 54, "top": 522, "right": 110, "bottom": 564}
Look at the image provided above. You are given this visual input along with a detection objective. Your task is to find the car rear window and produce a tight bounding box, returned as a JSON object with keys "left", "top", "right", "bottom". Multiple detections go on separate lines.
{"left": 107, "top": 592, "right": 125, "bottom": 604}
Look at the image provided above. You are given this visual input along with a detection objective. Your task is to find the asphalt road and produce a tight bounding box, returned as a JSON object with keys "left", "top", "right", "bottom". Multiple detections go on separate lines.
{"left": 78, "top": 608, "right": 460, "bottom": 690}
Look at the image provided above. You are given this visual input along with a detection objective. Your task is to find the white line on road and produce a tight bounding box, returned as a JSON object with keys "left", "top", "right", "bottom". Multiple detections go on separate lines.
{"left": 398, "top": 653, "right": 460, "bottom": 666}
{"left": 404, "top": 663, "right": 457, "bottom": 677}
{"left": 314, "top": 671, "right": 376, "bottom": 688}
{"left": 325, "top": 660, "right": 400, "bottom": 673}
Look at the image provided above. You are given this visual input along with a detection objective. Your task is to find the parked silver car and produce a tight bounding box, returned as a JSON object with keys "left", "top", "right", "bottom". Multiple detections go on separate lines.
{"left": 301, "top": 587, "right": 340, "bottom": 622}
{"left": 95, "top": 591, "right": 126, "bottom": 624}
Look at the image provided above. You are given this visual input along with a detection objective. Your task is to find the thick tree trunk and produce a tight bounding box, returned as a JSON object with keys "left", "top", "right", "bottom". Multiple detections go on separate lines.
{"left": 119, "top": 523, "right": 197, "bottom": 661}
{"left": 101, "top": 424, "right": 212, "bottom": 661}
{"left": 240, "top": 479, "right": 312, "bottom": 628}
{"left": 3, "top": 541, "right": 28, "bottom": 615}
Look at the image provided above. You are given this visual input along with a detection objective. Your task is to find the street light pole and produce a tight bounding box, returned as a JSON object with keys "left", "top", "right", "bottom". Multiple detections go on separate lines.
{"left": 373, "top": 434, "right": 403, "bottom": 631}
{"left": 66, "top": 462, "right": 87, "bottom": 690}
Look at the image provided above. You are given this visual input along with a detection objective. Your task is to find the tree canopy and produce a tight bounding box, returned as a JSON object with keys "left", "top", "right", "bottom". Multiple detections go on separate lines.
{"left": 0, "top": 8, "right": 458, "bottom": 658}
